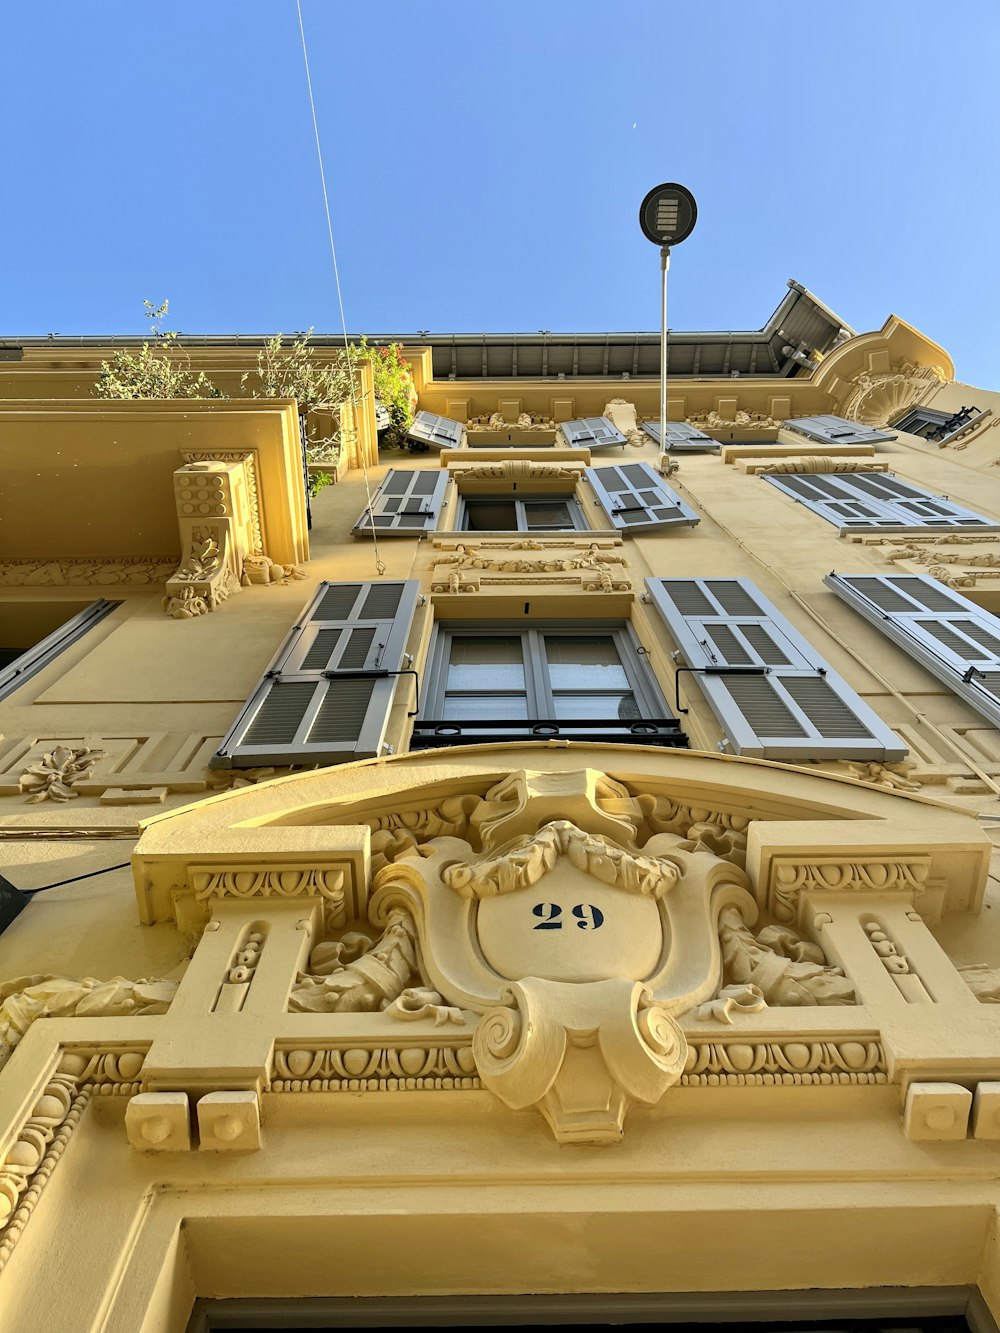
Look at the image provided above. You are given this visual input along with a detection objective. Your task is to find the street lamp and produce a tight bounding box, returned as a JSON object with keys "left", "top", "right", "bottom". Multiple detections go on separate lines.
{"left": 638, "top": 182, "right": 698, "bottom": 457}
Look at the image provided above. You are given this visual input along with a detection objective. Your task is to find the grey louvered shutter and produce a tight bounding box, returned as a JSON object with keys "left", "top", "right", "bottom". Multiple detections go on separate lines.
{"left": 352, "top": 469, "right": 448, "bottom": 537}
{"left": 586, "top": 462, "right": 699, "bottom": 532}
{"left": 645, "top": 577, "right": 905, "bottom": 761}
{"left": 641, "top": 421, "right": 718, "bottom": 451}
{"left": 560, "top": 417, "right": 627, "bottom": 449}
{"left": 763, "top": 471, "right": 999, "bottom": 533}
{"left": 406, "top": 411, "right": 465, "bottom": 450}
{"left": 784, "top": 414, "right": 896, "bottom": 445}
{"left": 212, "top": 581, "right": 420, "bottom": 767}
{"left": 825, "top": 573, "right": 1000, "bottom": 728}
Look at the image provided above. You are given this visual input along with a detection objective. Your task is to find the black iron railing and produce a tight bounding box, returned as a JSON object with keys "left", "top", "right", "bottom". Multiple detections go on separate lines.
{"left": 409, "top": 717, "right": 687, "bottom": 750}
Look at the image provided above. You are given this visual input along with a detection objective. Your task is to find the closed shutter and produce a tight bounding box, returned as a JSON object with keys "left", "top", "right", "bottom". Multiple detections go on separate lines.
{"left": 784, "top": 414, "right": 896, "bottom": 445}
{"left": 825, "top": 572, "right": 1000, "bottom": 728}
{"left": 352, "top": 469, "right": 448, "bottom": 537}
{"left": 644, "top": 577, "right": 905, "bottom": 760}
{"left": 406, "top": 411, "right": 466, "bottom": 450}
{"left": 560, "top": 417, "right": 627, "bottom": 449}
{"left": 641, "top": 420, "right": 718, "bottom": 451}
{"left": 763, "top": 471, "right": 999, "bottom": 532}
{"left": 212, "top": 581, "right": 420, "bottom": 767}
{"left": 586, "top": 462, "right": 699, "bottom": 532}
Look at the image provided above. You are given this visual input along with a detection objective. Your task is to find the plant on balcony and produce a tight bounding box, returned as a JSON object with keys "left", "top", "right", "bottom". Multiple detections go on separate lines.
{"left": 352, "top": 338, "right": 417, "bottom": 447}
{"left": 93, "top": 301, "right": 223, "bottom": 400}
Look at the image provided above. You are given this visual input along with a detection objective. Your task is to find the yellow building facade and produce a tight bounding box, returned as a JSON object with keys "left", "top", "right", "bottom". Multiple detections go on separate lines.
{"left": 3, "top": 286, "right": 1000, "bottom": 1329}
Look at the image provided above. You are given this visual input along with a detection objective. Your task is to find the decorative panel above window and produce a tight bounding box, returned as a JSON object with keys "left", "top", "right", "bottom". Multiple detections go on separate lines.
{"left": 640, "top": 421, "right": 718, "bottom": 451}
{"left": 825, "top": 572, "right": 1000, "bottom": 729}
{"left": 559, "top": 417, "right": 627, "bottom": 449}
{"left": 763, "top": 471, "right": 999, "bottom": 533}
{"left": 586, "top": 462, "right": 699, "bottom": 532}
{"left": 784, "top": 414, "right": 896, "bottom": 445}
{"left": 644, "top": 577, "right": 906, "bottom": 761}
{"left": 212, "top": 581, "right": 420, "bottom": 767}
{"left": 405, "top": 411, "right": 466, "bottom": 451}
{"left": 351, "top": 469, "right": 449, "bottom": 537}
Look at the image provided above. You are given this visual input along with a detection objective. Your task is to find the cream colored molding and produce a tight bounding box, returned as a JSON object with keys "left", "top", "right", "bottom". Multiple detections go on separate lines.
{"left": 0, "top": 556, "right": 177, "bottom": 587}
{"left": 720, "top": 443, "right": 875, "bottom": 464}
{"left": 465, "top": 412, "right": 555, "bottom": 432}
{"left": 736, "top": 457, "right": 890, "bottom": 475}
{"left": 271, "top": 1042, "right": 479, "bottom": 1090}
{"left": 680, "top": 1034, "right": 887, "bottom": 1086}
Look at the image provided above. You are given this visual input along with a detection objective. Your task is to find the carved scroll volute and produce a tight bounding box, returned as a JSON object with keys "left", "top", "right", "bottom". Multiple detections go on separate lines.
{"left": 474, "top": 978, "right": 687, "bottom": 1145}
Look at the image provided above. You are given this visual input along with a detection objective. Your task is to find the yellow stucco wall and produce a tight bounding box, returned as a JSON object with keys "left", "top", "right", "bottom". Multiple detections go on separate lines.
{"left": 2, "top": 316, "right": 1000, "bottom": 1330}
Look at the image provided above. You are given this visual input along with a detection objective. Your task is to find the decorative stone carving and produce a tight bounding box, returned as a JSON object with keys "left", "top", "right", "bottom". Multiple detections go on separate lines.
{"left": 192, "top": 866, "right": 346, "bottom": 909}
{"left": 680, "top": 1037, "right": 886, "bottom": 1086}
{"left": 837, "top": 360, "right": 946, "bottom": 428}
{"left": 0, "top": 976, "right": 177, "bottom": 1073}
{"left": 431, "top": 541, "right": 630, "bottom": 593}
{"left": 715, "top": 906, "right": 855, "bottom": 1008}
{"left": 688, "top": 409, "right": 778, "bottom": 431}
{"left": 271, "top": 1044, "right": 479, "bottom": 1091}
{"left": 362, "top": 789, "right": 756, "bottom": 1141}
{"left": 240, "top": 554, "right": 307, "bottom": 586}
{"left": 766, "top": 858, "right": 930, "bottom": 925}
{"left": 0, "top": 557, "right": 176, "bottom": 587}
{"left": 214, "top": 926, "right": 266, "bottom": 1013}
{"left": 466, "top": 412, "right": 554, "bottom": 432}
{"left": 288, "top": 910, "right": 421, "bottom": 1014}
{"left": 959, "top": 964, "right": 1000, "bottom": 1003}
{"left": 743, "top": 457, "right": 889, "bottom": 475}
{"left": 18, "top": 745, "right": 105, "bottom": 803}
{"left": 0, "top": 1056, "right": 90, "bottom": 1264}
{"left": 451, "top": 459, "right": 584, "bottom": 482}
{"left": 843, "top": 761, "right": 924, "bottom": 792}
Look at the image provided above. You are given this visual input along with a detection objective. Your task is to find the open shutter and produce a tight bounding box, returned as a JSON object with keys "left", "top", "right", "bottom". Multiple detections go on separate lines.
{"left": 586, "top": 462, "right": 699, "bottom": 532}
{"left": 763, "top": 471, "right": 999, "bottom": 533}
{"left": 784, "top": 414, "right": 896, "bottom": 445}
{"left": 645, "top": 577, "right": 905, "bottom": 761}
{"left": 352, "top": 469, "right": 448, "bottom": 537}
{"left": 406, "top": 411, "right": 465, "bottom": 450}
{"left": 212, "top": 581, "right": 420, "bottom": 768}
{"left": 560, "top": 417, "right": 627, "bottom": 449}
{"left": 825, "top": 572, "right": 1000, "bottom": 728}
{"left": 641, "top": 421, "right": 718, "bottom": 452}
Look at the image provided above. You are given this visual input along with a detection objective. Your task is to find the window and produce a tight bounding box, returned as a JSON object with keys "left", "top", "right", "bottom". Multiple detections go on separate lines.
{"left": 645, "top": 577, "right": 905, "bottom": 760}
{"left": 762, "top": 471, "right": 998, "bottom": 533}
{"left": 212, "top": 581, "right": 420, "bottom": 767}
{"left": 893, "top": 405, "right": 986, "bottom": 444}
{"left": 826, "top": 572, "right": 1000, "bottom": 729}
{"left": 458, "top": 495, "right": 587, "bottom": 532}
{"left": 0, "top": 599, "right": 119, "bottom": 702}
{"left": 411, "top": 623, "right": 685, "bottom": 749}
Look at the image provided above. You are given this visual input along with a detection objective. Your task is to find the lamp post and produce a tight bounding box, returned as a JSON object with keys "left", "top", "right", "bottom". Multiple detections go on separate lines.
{"left": 638, "top": 183, "right": 698, "bottom": 458}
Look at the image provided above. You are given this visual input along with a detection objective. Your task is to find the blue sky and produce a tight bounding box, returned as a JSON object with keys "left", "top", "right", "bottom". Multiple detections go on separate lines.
{"left": 2, "top": 1, "right": 999, "bottom": 386}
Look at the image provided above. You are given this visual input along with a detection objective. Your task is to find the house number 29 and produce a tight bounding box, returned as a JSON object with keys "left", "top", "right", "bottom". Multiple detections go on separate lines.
{"left": 532, "top": 903, "right": 605, "bottom": 931}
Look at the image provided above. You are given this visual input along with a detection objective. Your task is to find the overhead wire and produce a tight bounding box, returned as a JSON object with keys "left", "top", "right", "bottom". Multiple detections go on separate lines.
{"left": 295, "top": 0, "right": 386, "bottom": 575}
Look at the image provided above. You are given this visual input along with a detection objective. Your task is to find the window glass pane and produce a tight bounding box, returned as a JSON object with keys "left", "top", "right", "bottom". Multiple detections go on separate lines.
{"left": 447, "top": 636, "right": 525, "bottom": 689}
{"left": 463, "top": 501, "right": 518, "bottom": 531}
{"left": 443, "top": 694, "right": 529, "bottom": 720}
{"left": 545, "top": 636, "right": 630, "bottom": 690}
{"left": 523, "top": 500, "right": 573, "bottom": 529}
{"left": 552, "top": 693, "right": 641, "bottom": 720}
